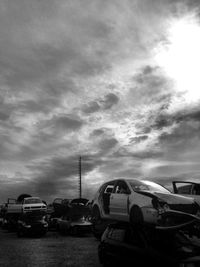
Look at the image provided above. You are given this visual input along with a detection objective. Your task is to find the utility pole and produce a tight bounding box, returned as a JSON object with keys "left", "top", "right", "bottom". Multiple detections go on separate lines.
{"left": 79, "top": 156, "right": 82, "bottom": 199}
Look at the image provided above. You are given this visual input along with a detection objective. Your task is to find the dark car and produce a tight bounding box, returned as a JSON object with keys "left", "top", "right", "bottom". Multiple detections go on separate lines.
{"left": 57, "top": 199, "right": 92, "bottom": 236}
{"left": 17, "top": 212, "right": 48, "bottom": 237}
{"left": 47, "top": 216, "right": 60, "bottom": 231}
{"left": 98, "top": 222, "right": 200, "bottom": 267}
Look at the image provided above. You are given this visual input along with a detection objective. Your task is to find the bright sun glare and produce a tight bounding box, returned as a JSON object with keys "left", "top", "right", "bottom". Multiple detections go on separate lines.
{"left": 155, "top": 14, "right": 200, "bottom": 102}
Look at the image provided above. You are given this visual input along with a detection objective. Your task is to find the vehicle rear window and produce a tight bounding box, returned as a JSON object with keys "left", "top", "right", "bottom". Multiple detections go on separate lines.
{"left": 104, "top": 185, "right": 114, "bottom": 193}
{"left": 24, "top": 198, "right": 42, "bottom": 204}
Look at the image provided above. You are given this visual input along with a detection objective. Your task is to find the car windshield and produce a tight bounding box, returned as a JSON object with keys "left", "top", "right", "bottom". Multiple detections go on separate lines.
{"left": 130, "top": 180, "right": 171, "bottom": 194}
{"left": 24, "top": 198, "right": 43, "bottom": 204}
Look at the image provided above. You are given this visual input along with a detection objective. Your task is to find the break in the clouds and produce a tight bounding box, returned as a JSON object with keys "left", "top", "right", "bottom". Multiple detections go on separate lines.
{"left": 1, "top": 0, "right": 200, "bottom": 203}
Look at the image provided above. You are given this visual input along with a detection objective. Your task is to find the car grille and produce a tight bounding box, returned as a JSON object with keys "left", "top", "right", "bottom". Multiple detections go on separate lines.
{"left": 169, "top": 204, "right": 199, "bottom": 215}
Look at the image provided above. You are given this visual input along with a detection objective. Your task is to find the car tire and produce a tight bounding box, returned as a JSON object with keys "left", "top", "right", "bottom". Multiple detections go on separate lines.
{"left": 92, "top": 206, "right": 101, "bottom": 221}
{"left": 130, "top": 206, "right": 144, "bottom": 226}
{"left": 92, "top": 206, "right": 104, "bottom": 239}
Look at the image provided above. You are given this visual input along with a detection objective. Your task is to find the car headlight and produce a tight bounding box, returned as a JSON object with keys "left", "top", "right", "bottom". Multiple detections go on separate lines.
{"left": 152, "top": 198, "right": 170, "bottom": 214}
{"left": 162, "top": 203, "right": 170, "bottom": 211}
{"left": 24, "top": 224, "right": 31, "bottom": 228}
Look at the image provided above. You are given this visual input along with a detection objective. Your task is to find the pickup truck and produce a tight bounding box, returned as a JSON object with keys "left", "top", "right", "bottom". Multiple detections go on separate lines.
{"left": 172, "top": 181, "right": 200, "bottom": 205}
{"left": 3, "top": 196, "right": 47, "bottom": 230}
{"left": 6, "top": 197, "right": 47, "bottom": 213}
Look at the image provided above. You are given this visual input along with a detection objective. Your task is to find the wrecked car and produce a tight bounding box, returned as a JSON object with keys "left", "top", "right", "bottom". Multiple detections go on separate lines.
{"left": 17, "top": 211, "right": 48, "bottom": 237}
{"left": 57, "top": 198, "right": 92, "bottom": 236}
{"left": 92, "top": 179, "right": 200, "bottom": 231}
{"left": 98, "top": 222, "right": 200, "bottom": 267}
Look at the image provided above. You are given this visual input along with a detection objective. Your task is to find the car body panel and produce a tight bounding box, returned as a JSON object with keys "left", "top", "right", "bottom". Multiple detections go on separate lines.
{"left": 109, "top": 193, "right": 129, "bottom": 219}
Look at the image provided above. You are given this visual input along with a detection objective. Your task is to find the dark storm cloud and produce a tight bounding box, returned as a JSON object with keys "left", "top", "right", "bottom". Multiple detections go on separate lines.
{"left": 29, "top": 156, "right": 81, "bottom": 196}
{"left": 152, "top": 107, "right": 200, "bottom": 131}
{"left": 0, "top": 95, "right": 13, "bottom": 121}
{"left": 159, "top": 120, "right": 200, "bottom": 146}
{"left": 136, "top": 127, "right": 151, "bottom": 135}
{"left": 130, "top": 135, "right": 148, "bottom": 143}
{"left": 82, "top": 101, "right": 101, "bottom": 114}
{"left": 129, "top": 65, "right": 173, "bottom": 107}
{"left": 131, "top": 150, "right": 163, "bottom": 159}
{"left": 17, "top": 98, "right": 59, "bottom": 114}
{"left": 99, "top": 138, "right": 118, "bottom": 152}
{"left": 113, "top": 146, "right": 163, "bottom": 159}
{"left": 175, "top": 109, "right": 200, "bottom": 122}
{"left": 0, "top": 111, "right": 9, "bottom": 121}
{"left": 15, "top": 78, "right": 76, "bottom": 115}
{"left": 101, "top": 93, "right": 119, "bottom": 110}
{"left": 153, "top": 115, "right": 174, "bottom": 130}
{"left": 44, "top": 78, "right": 76, "bottom": 97}
{"left": 46, "top": 114, "right": 84, "bottom": 131}
{"left": 82, "top": 93, "right": 119, "bottom": 114}
{"left": 91, "top": 129, "right": 105, "bottom": 136}
{"left": 169, "top": 0, "right": 200, "bottom": 11}
{"left": 28, "top": 154, "right": 106, "bottom": 198}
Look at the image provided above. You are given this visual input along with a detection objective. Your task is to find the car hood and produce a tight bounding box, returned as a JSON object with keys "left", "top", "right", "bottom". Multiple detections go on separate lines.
{"left": 71, "top": 220, "right": 92, "bottom": 226}
{"left": 139, "top": 191, "right": 195, "bottom": 205}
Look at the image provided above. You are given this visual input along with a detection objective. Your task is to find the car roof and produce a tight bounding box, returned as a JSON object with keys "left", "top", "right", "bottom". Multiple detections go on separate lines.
{"left": 24, "top": 197, "right": 40, "bottom": 199}
{"left": 105, "top": 178, "right": 141, "bottom": 183}
{"left": 104, "top": 178, "right": 156, "bottom": 185}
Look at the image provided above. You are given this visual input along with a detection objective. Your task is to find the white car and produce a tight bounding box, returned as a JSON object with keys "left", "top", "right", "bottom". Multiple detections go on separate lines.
{"left": 92, "top": 179, "right": 200, "bottom": 228}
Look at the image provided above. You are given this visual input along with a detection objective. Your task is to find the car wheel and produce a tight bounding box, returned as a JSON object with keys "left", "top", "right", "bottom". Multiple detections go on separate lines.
{"left": 92, "top": 206, "right": 104, "bottom": 239}
{"left": 92, "top": 206, "right": 101, "bottom": 222}
{"left": 130, "top": 206, "right": 144, "bottom": 226}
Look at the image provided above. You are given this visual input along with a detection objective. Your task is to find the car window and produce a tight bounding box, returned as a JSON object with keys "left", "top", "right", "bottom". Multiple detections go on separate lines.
{"left": 107, "top": 228, "right": 125, "bottom": 242}
{"left": 114, "top": 181, "right": 130, "bottom": 194}
{"left": 177, "top": 184, "right": 192, "bottom": 194}
{"left": 104, "top": 184, "right": 115, "bottom": 194}
{"left": 24, "top": 198, "right": 42, "bottom": 204}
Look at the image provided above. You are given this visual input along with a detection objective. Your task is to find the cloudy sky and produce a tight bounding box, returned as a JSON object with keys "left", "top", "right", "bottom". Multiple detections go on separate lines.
{"left": 0, "top": 0, "right": 200, "bottom": 203}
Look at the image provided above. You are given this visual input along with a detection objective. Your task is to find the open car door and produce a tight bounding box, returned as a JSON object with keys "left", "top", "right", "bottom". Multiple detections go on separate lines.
{"left": 173, "top": 181, "right": 200, "bottom": 205}
{"left": 109, "top": 180, "right": 130, "bottom": 220}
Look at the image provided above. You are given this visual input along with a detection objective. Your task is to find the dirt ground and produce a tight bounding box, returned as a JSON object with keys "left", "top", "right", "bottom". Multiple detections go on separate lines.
{"left": 0, "top": 228, "right": 102, "bottom": 267}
